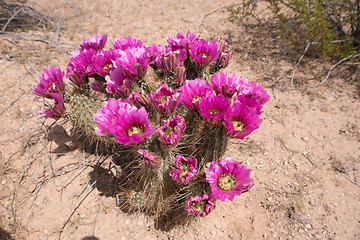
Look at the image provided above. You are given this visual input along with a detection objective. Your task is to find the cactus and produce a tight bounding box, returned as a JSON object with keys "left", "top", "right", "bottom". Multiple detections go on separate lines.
{"left": 33, "top": 32, "right": 270, "bottom": 227}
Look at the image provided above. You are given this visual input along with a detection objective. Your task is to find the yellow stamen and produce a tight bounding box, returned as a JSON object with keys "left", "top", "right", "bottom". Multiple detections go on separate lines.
{"left": 191, "top": 96, "right": 201, "bottom": 103}
{"left": 164, "top": 126, "right": 173, "bottom": 137}
{"left": 179, "top": 164, "right": 190, "bottom": 178}
{"left": 128, "top": 126, "right": 144, "bottom": 136}
{"left": 217, "top": 173, "right": 236, "bottom": 191}
{"left": 231, "top": 120, "right": 244, "bottom": 131}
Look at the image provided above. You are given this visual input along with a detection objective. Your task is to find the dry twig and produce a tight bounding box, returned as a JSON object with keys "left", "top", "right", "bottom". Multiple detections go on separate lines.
{"left": 291, "top": 41, "right": 360, "bottom": 90}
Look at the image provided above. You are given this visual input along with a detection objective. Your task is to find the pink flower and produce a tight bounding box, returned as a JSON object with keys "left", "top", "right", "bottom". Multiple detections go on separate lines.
{"left": 109, "top": 107, "right": 155, "bottom": 146}
{"left": 112, "top": 36, "right": 143, "bottom": 51}
{"left": 33, "top": 66, "right": 64, "bottom": 98}
{"left": 222, "top": 101, "right": 262, "bottom": 139}
{"left": 40, "top": 93, "right": 65, "bottom": 119}
{"left": 233, "top": 95, "right": 263, "bottom": 115}
{"left": 105, "top": 68, "right": 132, "bottom": 98}
{"left": 185, "top": 194, "right": 215, "bottom": 217}
{"left": 91, "top": 80, "right": 106, "bottom": 93}
{"left": 155, "top": 49, "right": 186, "bottom": 72}
{"left": 66, "top": 49, "right": 97, "bottom": 86}
{"left": 93, "top": 48, "right": 120, "bottom": 77}
{"left": 167, "top": 30, "right": 197, "bottom": 51}
{"left": 155, "top": 113, "right": 186, "bottom": 146}
{"left": 174, "top": 66, "right": 186, "bottom": 85}
{"left": 205, "top": 156, "right": 253, "bottom": 202}
{"left": 189, "top": 39, "right": 219, "bottom": 68}
{"left": 150, "top": 82, "right": 181, "bottom": 115}
{"left": 80, "top": 33, "right": 107, "bottom": 51}
{"left": 128, "top": 90, "right": 151, "bottom": 110}
{"left": 180, "top": 79, "right": 213, "bottom": 111}
{"left": 137, "top": 149, "right": 162, "bottom": 169}
{"left": 211, "top": 72, "right": 241, "bottom": 98}
{"left": 216, "top": 49, "right": 233, "bottom": 69}
{"left": 170, "top": 155, "right": 198, "bottom": 184}
{"left": 146, "top": 44, "right": 167, "bottom": 65}
{"left": 93, "top": 98, "right": 135, "bottom": 136}
{"left": 238, "top": 80, "right": 270, "bottom": 106}
{"left": 215, "top": 38, "right": 233, "bottom": 69}
{"left": 114, "top": 47, "right": 149, "bottom": 80}
{"left": 198, "top": 94, "right": 231, "bottom": 125}
{"left": 66, "top": 63, "right": 88, "bottom": 87}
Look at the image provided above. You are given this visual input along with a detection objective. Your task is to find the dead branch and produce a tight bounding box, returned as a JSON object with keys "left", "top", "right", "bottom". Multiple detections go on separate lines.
{"left": 199, "top": 2, "right": 261, "bottom": 27}
{"left": 0, "top": 86, "right": 32, "bottom": 116}
{"left": 57, "top": 180, "right": 96, "bottom": 238}
{"left": 92, "top": 196, "right": 104, "bottom": 237}
{"left": 291, "top": 41, "right": 360, "bottom": 90}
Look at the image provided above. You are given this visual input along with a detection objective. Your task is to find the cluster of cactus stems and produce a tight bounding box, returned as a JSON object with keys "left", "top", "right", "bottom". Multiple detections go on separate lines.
{"left": 32, "top": 32, "right": 270, "bottom": 225}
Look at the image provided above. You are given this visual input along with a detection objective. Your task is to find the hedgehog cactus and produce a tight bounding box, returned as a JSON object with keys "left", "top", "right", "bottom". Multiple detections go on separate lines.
{"left": 33, "top": 32, "right": 270, "bottom": 225}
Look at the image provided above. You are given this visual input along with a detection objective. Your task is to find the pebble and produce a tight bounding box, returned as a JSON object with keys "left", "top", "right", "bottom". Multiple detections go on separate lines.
{"left": 302, "top": 136, "right": 309, "bottom": 142}
{"left": 210, "top": 230, "right": 216, "bottom": 235}
{"left": 1, "top": 179, "right": 6, "bottom": 185}
{"left": 305, "top": 224, "right": 312, "bottom": 230}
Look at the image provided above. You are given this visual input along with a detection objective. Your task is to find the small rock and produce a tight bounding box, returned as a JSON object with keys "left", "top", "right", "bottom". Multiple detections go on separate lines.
{"left": 302, "top": 136, "right": 309, "bottom": 142}
{"left": 305, "top": 224, "right": 312, "bottom": 230}
{"left": 1, "top": 179, "right": 6, "bottom": 185}
{"left": 210, "top": 230, "right": 216, "bottom": 235}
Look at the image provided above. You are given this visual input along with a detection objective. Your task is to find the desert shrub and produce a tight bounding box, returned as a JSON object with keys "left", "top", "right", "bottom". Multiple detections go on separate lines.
{"left": 228, "top": 0, "right": 360, "bottom": 59}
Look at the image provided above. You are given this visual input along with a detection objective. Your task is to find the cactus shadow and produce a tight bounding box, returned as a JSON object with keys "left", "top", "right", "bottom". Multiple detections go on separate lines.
{"left": 0, "top": 227, "right": 14, "bottom": 240}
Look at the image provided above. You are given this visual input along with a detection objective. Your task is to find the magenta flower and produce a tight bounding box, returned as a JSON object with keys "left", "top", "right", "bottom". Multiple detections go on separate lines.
{"left": 146, "top": 43, "right": 167, "bottom": 65}
{"left": 33, "top": 66, "right": 64, "bottom": 98}
{"left": 66, "top": 49, "right": 97, "bottom": 86}
{"left": 170, "top": 155, "right": 198, "bottom": 184}
{"left": 150, "top": 82, "right": 181, "bottom": 115}
{"left": 109, "top": 107, "right": 155, "bottom": 146}
{"left": 80, "top": 33, "right": 107, "bottom": 51}
{"left": 233, "top": 95, "right": 263, "bottom": 115}
{"left": 93, "top": 98, "right": 136, "bottom": 136}
{"left": 155, "top": 49, "right": 186, "bottom": 72}
{"left": 238, "top": 80, "right": 270, "bottom": 106}
{"left": 93, "top": 48, "right": 120, "bottom": 77}
{"left": 214, "top": 38, "right": 233, "bottom": 69}
{"left": 105, "top": 68, "right": 133, "bottom": 97}
{"left": 128, "top": 90, "right": 151, "bottom": 110}
{"left": 180, "top": 79, "right": 213, "bottom": 111}
{"left": 137, "top": 149, "right": 162, "bottom": 169}
{"left": 114, "top": 47, "right": 149, "bottom": 80}
{"left": 216, "top": 49, "right": 233, "bottom": 69}
{"left": 211, "top": 72, "right": 241, "bottom": 98}
{"left": 66, "top": 63, "right": 88, "bottom": 87}
{"left": 112, "top": 36, "right": 143, "bottom": 51}
{"left": 185, "top": 194, "right": 215, "bottom": 217}
{"left": 174, "top": 66, "right": 186, "bottom": 86}
{"left": 91, "top": 80, "right": 106, "bottom": 92}
{"left": 198, "top": 94, "right": 231, "bottom": 125}
{"left": 189, "top": 39, "right": 219, "bottom": 68}
{"left": 166, "top": 30, "right": 197, "bottom": 51}
{"left": 40, "top": 93, "right": 65, "bottom": 119}
{"left": 205, "top": 156, "right": 254, "bottom": 202}
{"left": 222, "top": 102, "right": 262, "bottom": 139}
{"left": 155, "top": 113, "right": 186, "bottom": 146}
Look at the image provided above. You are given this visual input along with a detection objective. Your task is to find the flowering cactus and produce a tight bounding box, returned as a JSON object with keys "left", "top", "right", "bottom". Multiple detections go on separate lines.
{"left": 33, "top": 32, "right": 270, "bottom": 225}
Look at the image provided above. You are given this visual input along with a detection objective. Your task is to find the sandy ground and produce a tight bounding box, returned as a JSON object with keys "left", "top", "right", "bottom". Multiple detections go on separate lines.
{"left": 0, "top": 0, "right": 359, "bottom": 239}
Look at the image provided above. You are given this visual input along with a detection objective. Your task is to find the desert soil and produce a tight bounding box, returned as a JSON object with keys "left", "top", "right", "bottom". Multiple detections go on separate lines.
{"left": 0, "top": 0, "right": 359, "bottom": 239}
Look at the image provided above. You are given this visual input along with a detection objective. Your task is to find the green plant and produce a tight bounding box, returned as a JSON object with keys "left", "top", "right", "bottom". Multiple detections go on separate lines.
{"left": 228, "top": 0, "right": 360, "bottom": 59}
